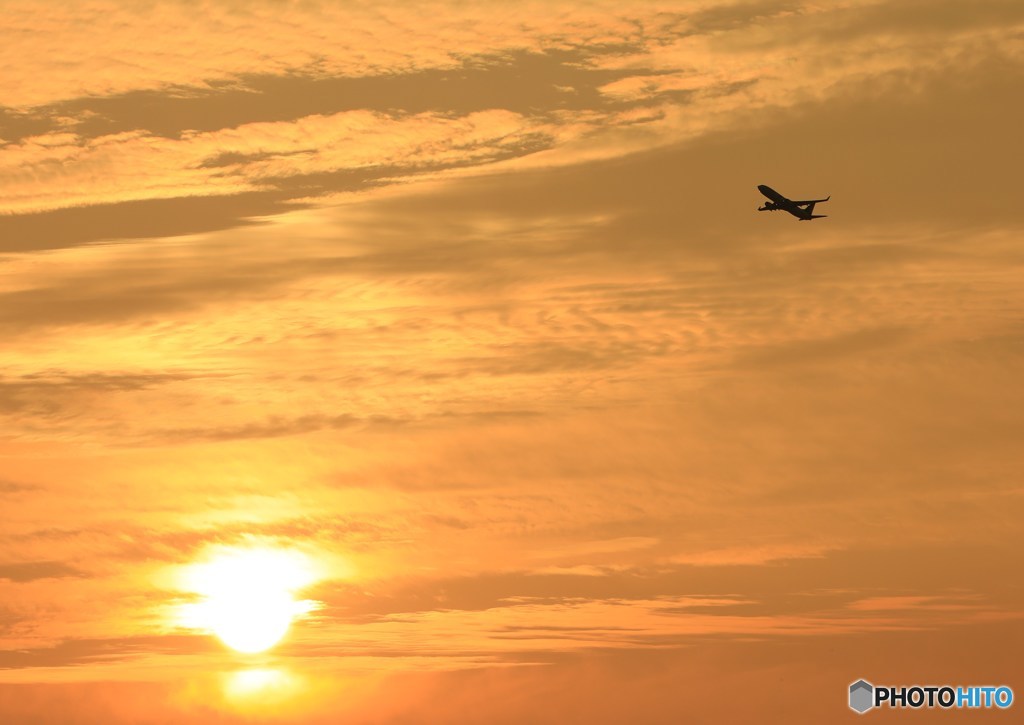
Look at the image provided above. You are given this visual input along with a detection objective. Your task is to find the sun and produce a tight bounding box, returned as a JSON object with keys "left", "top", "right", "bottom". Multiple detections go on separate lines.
{"left": 178, "top": 547, "right": 319, "bottom": 653}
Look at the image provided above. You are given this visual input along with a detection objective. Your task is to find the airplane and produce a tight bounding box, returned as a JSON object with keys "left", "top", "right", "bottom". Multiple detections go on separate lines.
{"left": 757, "top": 184, "right": 830, "bottom": 220}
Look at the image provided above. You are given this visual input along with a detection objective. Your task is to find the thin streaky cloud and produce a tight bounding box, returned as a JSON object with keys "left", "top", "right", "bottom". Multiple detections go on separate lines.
{"left": 0, "top": 1, "right": 1022, "bottom": 721}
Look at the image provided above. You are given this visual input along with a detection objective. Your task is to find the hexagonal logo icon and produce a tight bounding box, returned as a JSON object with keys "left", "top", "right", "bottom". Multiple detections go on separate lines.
{"left": 849, "top": 680, "right": 874, "bottom": 714}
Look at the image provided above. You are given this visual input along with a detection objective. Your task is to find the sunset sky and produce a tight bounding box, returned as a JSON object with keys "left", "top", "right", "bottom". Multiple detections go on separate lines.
{"left": 1, "top": 1, "right": 1023, "bottom": 722}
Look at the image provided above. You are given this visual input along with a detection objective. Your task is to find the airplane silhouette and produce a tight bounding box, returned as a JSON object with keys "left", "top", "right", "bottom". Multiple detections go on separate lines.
{"left": 757, "top": 184, "right": 829, "bottom": 220}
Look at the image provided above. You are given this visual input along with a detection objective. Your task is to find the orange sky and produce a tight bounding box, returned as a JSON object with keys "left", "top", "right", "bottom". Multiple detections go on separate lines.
{"left": 1, "top": 1, "right": 1023, "bottom": 722}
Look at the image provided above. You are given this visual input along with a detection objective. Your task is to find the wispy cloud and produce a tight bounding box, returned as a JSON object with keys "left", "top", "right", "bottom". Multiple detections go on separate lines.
{"left": 1, "top": 3, "right": 1023, "bottom": 720}
{"left": 0, "top": 561, "right": 83, "bottom": 583}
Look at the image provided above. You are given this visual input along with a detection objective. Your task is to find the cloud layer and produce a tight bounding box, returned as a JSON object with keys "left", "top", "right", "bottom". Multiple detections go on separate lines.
{"left": 1, "top": 1, "right": 1023, "bottom": 722}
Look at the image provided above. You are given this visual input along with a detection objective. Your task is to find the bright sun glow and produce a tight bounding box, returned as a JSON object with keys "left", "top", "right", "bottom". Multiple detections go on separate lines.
{"left": 179, "top": 547, "right": 320, "bottom": 653}
{"left": 225, "top": 667, "right": 301, "bottom": 702}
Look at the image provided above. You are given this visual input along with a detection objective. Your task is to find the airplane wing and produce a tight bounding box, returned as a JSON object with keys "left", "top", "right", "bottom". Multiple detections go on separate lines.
{"left": 791, "top": 196, "right": 830, "bottom": 206}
